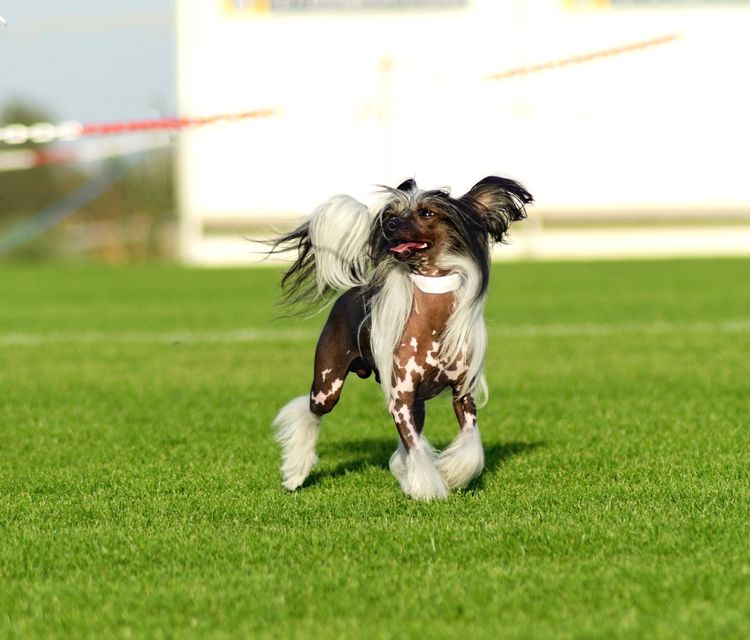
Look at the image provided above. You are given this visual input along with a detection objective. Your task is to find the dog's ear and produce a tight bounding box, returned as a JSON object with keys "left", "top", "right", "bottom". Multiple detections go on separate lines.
{"left": 461, "top": 176, "right": 533, "bottom": 242}
{"left": 397, "top": 178, "right": 417, "bottom": 192}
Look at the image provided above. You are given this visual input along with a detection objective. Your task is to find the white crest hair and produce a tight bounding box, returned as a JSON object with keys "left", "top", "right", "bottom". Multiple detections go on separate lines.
{"left": 307, "top": 195, "right": 372, "bottom": 293}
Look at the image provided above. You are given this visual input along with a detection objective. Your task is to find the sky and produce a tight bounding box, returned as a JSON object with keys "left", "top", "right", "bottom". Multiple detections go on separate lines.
{"left": 0, "top": 0, "right": 175, "bottom": 124}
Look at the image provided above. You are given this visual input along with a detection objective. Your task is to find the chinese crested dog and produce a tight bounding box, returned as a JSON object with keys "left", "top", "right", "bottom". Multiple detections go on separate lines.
{"left": 269, "top": 176, "right": 532, "bottom": 500}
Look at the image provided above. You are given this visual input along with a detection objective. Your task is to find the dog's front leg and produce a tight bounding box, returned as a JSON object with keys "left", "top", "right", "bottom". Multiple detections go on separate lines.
{"left": 388, "top": 394, "right": 449, "bottom": 501}
{"left": 437, "top": 392, "right": 485, "bottom": 489}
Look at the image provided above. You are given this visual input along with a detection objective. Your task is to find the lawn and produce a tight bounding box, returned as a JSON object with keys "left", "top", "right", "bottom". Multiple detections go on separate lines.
{"left": 1, "top": 258, "right": 749, "bottom": 639}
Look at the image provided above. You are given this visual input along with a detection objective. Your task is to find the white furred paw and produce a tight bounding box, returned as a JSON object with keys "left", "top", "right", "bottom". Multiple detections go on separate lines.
{"left": 400, "top": 439, "right": 450, "bottom": 501}
{"left": 273, "top": 396, "right": 321, "bottom": 491}
{"left": 437, "top": 427, "right": 485, "bottom": 489}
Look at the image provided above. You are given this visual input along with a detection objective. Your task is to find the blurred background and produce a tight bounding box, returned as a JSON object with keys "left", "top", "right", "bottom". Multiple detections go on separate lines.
{"left": 1, "top": 0, "right": 749, "bottom": 265}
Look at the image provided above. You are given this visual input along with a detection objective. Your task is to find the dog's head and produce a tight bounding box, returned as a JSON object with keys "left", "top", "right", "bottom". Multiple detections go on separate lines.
{"left": 370, "top": 176, "right": 532, "bottom": 278}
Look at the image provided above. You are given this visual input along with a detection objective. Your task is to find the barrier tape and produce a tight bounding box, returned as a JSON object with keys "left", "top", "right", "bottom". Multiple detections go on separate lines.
{"left": 486, "top": 34, "right": 679, "bottom": 81}
{"left": 0, "top": 108, "right": 279, "bottom": 146}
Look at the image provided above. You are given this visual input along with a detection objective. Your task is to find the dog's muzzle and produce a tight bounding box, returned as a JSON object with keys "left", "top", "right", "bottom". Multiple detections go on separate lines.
{"left": 385, "top": 218, "right": 430, "bottom": 258}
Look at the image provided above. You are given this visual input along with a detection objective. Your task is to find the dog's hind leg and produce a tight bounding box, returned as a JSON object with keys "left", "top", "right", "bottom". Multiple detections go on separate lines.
{"left": 437, "top": 392, "right": 485, "bottom": 489}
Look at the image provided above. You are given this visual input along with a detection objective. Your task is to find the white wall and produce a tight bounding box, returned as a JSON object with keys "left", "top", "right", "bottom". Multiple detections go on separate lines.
{"left": 177, "top": 0, "right": 750, "bottom": 261}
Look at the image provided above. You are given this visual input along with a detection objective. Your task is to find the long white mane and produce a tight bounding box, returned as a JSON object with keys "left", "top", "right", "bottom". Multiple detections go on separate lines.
{"left": 368, "top": 253, "right": 488, "bottom": 406}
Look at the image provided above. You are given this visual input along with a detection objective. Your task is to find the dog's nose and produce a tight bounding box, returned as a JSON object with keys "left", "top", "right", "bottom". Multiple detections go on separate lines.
{"left": 385, "top": 218, "right": 401, "bottom": 233}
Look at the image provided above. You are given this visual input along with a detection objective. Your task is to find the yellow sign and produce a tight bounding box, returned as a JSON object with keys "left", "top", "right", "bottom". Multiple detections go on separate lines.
{"left": 563, "top": 0, "right": 611, "bottom": 9}
{"left": 223, "top": 0, "right": 271, "bottom": 15}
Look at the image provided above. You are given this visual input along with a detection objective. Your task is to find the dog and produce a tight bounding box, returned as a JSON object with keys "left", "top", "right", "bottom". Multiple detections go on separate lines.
{"left": 269, "top": 176, "right": 532, "bottom": 500}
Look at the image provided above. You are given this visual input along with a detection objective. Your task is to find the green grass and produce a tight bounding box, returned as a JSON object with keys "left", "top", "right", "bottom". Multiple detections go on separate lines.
{"left": 1, "top": 258, "right": 749, "bottom": 639}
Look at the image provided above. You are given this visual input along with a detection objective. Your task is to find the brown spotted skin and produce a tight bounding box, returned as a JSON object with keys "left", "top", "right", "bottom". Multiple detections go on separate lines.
{"left": 452, "top": 393, "right": 477, "bottom": 431}
{"left": 387, "top": 286, "right": 471, "bottom": 450}
{"left": 308, "top": 284, "right": 474, "bottom": 453}
{"left": 308, "top": 288, "right": 374, "bottom": 418}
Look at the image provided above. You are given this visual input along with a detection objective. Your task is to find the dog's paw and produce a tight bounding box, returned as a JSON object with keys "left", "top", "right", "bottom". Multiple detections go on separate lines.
{"left": 437, "top": 428, "right": 484, "bottom": 489}
{"left": 400, "top": 440, "right": 449, "bottom": 501}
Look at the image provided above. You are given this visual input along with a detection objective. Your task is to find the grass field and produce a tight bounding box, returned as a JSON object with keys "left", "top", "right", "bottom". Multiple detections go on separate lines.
{"left": 1, "top": 258, "right": 749, "bottom": 639}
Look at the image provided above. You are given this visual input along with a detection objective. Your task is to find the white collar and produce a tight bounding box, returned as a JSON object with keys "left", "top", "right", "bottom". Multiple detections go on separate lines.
{"left": 409, "top": 272, "right": 462, "bottom": 294}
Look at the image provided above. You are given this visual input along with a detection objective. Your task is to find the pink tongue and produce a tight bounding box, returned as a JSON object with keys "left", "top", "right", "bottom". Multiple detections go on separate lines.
{"left": 390, "top": 242, "right": 428, "bottom": 255}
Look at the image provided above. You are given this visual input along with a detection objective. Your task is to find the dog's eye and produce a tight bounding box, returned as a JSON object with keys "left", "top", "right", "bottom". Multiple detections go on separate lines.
{"left": 418, "top": 209, "right": 435, "bottom": 219}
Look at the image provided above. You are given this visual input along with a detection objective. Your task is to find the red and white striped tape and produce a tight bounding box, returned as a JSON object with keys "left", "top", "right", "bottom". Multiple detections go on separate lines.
{"left": 0, "top": 109, "right": 279, "bottom": 146}
{"left": 0, "top": 121, "right": 83, "bottom": 145}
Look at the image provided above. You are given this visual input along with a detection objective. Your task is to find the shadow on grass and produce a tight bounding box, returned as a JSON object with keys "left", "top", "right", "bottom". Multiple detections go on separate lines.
{"left": 465, "top": 440, "right": 545, "bottom": 493}
{"left": 305, "top": 437, "right": 544, "bottom": 490}
{"left": 306, "top": 438, "right": 393, "bottom": 487}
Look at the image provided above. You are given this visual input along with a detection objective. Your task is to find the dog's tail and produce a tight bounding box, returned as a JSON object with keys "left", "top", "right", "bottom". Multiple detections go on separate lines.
{"left": 268, "top": 195, "right": 373, "bottom": 309}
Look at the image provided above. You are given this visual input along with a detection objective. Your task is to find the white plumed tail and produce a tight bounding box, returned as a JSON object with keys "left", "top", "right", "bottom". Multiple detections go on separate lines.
{"left": 273, "top": 396, "right": 321, "bottom": 491}
{"left": 308, "top": 195, "right": 372, "bottom": 293}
